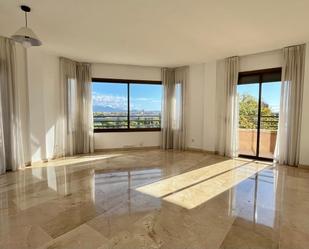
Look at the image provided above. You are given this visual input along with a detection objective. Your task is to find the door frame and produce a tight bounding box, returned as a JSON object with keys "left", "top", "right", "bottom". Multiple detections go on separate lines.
{"left": 237, "top": 68, "right": 282, "bottom": 162}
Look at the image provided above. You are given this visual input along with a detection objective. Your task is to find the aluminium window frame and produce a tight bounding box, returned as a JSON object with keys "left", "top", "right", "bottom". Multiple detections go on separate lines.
{"left": 92, "top": 78, "right": 162, "bottom": 133}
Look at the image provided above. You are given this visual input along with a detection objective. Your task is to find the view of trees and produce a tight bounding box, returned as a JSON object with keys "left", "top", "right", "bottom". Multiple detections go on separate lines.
{"left": 93, "top": 111, "right": 161, "bottom": 129}
{"left": 239, "top": 94, "right": 279, "bottom": 130}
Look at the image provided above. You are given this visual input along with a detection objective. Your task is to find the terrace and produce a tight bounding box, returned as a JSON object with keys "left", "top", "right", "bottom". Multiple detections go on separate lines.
{"left": 239, "top": 113, "right": 279, "bottom": 159}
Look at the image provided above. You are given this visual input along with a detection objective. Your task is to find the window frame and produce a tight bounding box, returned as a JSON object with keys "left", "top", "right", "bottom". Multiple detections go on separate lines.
{"left": 92, "top": 78, "right": 162, "bottom": 133}
{"left": 237, "top": 67, "right": 282, "bottom": 162}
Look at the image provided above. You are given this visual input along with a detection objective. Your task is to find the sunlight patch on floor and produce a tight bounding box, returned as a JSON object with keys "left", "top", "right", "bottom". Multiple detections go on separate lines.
{"left": 164, "top": 163, "right": 269, "bottom": 209}
{"left": 136, "top": 160, "right": 270, "bottom": 209}
{"left": 136, "top": 159, "right": 249, "bottom": 198}
{"left": 29, "top": 154, "right": 122, "bottom": 168}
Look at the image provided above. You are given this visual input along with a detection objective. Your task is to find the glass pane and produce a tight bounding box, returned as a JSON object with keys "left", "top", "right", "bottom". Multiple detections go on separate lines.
{"left": 237, "top": 83, "right": 259, "bottom": 156}
{"left": 129, "top": 84, "right": 162, "bottom": 129}
{"left": 92, "top": 82, "right": 128, "bottom": 129}
{"left": 259, "top": 82, "right": 281, "bottom": 159}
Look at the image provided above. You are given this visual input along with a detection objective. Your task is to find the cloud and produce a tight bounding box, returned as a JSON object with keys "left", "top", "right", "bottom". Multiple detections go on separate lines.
{"left": 92, "top": 92, "right": 127, "bottom": 110}
{"left": 92, "top": 92, "right": 162, "bottom": 111}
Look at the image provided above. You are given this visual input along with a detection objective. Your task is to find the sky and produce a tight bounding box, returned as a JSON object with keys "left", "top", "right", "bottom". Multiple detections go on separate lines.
{"left": 237, "top": 82, "right": 281, "bottom": 112}
{"left": 93, "top": 81, "right": 281, "bottom": 113}
{"left": 92, "top": 82, "right": 162, "bottom": 111}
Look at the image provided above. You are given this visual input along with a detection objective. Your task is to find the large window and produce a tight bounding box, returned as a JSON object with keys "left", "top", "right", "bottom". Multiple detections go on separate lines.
{"left": 92, "top": 78, "right": 162, "bottom": 132}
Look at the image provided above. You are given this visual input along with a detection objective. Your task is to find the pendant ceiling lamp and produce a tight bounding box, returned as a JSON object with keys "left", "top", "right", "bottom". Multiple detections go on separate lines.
{"left": 11, "top": 5, "right": 42, "bottom": 47}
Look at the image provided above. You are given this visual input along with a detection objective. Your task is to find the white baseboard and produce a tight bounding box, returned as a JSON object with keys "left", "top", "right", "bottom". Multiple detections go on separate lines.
{"left": 186, "top": 147, "right": 216, "bottom": 154}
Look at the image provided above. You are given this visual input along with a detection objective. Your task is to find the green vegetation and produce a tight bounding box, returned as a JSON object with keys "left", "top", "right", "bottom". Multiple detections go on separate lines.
{"left": 239, "top": 94, "right": 279, "bottom": 130}
{"left": 93, "top": 111, "right": 161, "bottom": 129}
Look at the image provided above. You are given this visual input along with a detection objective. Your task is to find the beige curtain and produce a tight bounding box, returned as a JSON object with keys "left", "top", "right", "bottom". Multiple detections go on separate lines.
{"left": 54, "top": 57, "right": 94, "bottom": 157}
{"left": 275, "top": 44, "right": 306, "bottom": 166}
{"left": 216, "top": 56, "right": 239, "bottom": 157}
{"left": 0, "top": 37, "right": 30, "bottom": 174}
{"left": 161, "top": 66, "right": 188, "bottom": 150}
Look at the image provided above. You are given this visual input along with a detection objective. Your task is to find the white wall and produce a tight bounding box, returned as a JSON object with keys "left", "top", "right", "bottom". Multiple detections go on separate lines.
{"left": 94, "top": 132, "right": 160, "bottom": 149}
{"left": 239, "top": 50, "right": 283, "bottom": 72}
{"left": 27, "top": 49, "right": 59, "bottom": 162}
{"left": 203, "top": 61, "right": 217, "bottom": 152}
{"left": 186, "top": 64, "right": 205, "bottom": 149}
{"left": 92, "top": 63, "right": 162, "bottom": 149}
{"left": 92, "top": 63, "right": 161, "bottom": 80}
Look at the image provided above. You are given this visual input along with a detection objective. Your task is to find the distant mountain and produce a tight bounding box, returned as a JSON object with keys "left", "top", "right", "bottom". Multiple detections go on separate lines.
{"left": 130, "top": 109, "right": 160, "bottom": 113}
{"left": 93, "top": 105, "right": 125, "bottom": 112}
{"left": 93, "top": 105, "right": 161, "bottom": 113}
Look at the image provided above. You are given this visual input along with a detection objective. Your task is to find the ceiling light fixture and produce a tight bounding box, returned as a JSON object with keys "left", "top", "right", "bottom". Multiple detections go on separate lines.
{"left": 11, "top": 5, "right": 42, "bottom": 47}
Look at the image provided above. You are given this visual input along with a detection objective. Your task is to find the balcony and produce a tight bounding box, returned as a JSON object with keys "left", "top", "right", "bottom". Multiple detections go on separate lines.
{"left": 239, "top": 114, "right": 279, "bottom": 159}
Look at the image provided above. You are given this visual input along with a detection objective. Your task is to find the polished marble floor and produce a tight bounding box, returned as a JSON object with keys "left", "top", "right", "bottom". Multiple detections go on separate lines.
{"left": 1, "top": 149, "right": 309, "bottom": 249}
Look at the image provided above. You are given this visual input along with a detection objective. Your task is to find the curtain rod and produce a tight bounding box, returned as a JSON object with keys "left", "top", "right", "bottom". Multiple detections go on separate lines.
{"left": 284, "top": 43, "right": 306, "bottom": 49}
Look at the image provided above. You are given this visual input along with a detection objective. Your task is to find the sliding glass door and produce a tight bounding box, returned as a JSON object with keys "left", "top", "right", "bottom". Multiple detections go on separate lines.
{"left": 237, "top": 68, "right": 281, "bottom": 160}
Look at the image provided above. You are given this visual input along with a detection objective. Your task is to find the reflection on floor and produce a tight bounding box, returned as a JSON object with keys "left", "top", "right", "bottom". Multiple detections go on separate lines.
{"left": 0, "top": 149, "right": 309, "bottom": 249}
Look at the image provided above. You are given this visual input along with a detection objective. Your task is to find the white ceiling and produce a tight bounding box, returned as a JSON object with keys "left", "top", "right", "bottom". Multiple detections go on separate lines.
{"left": 1, "top": 0, "right": 309, "bottom": 67}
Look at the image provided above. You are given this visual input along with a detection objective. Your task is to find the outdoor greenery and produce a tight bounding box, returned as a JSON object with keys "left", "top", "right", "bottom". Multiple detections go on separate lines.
{"left": 239, "top": 94, "right": 279, "bottom": 130}
{"left": 93, "top": 111, "right": 161, "bottom": 129}
{"left": 93, "top": 94, "right": 278, "bottom": 130}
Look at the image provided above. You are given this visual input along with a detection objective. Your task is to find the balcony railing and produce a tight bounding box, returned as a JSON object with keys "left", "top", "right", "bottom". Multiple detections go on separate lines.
{"left": 239, "top": 113, "right": 279, "bottom": 130}
{"left": 239, "top": 113, "right": 279, "bottom": 158}
{"left": 94, "top": 114, "right": 161, "bottom": 129}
